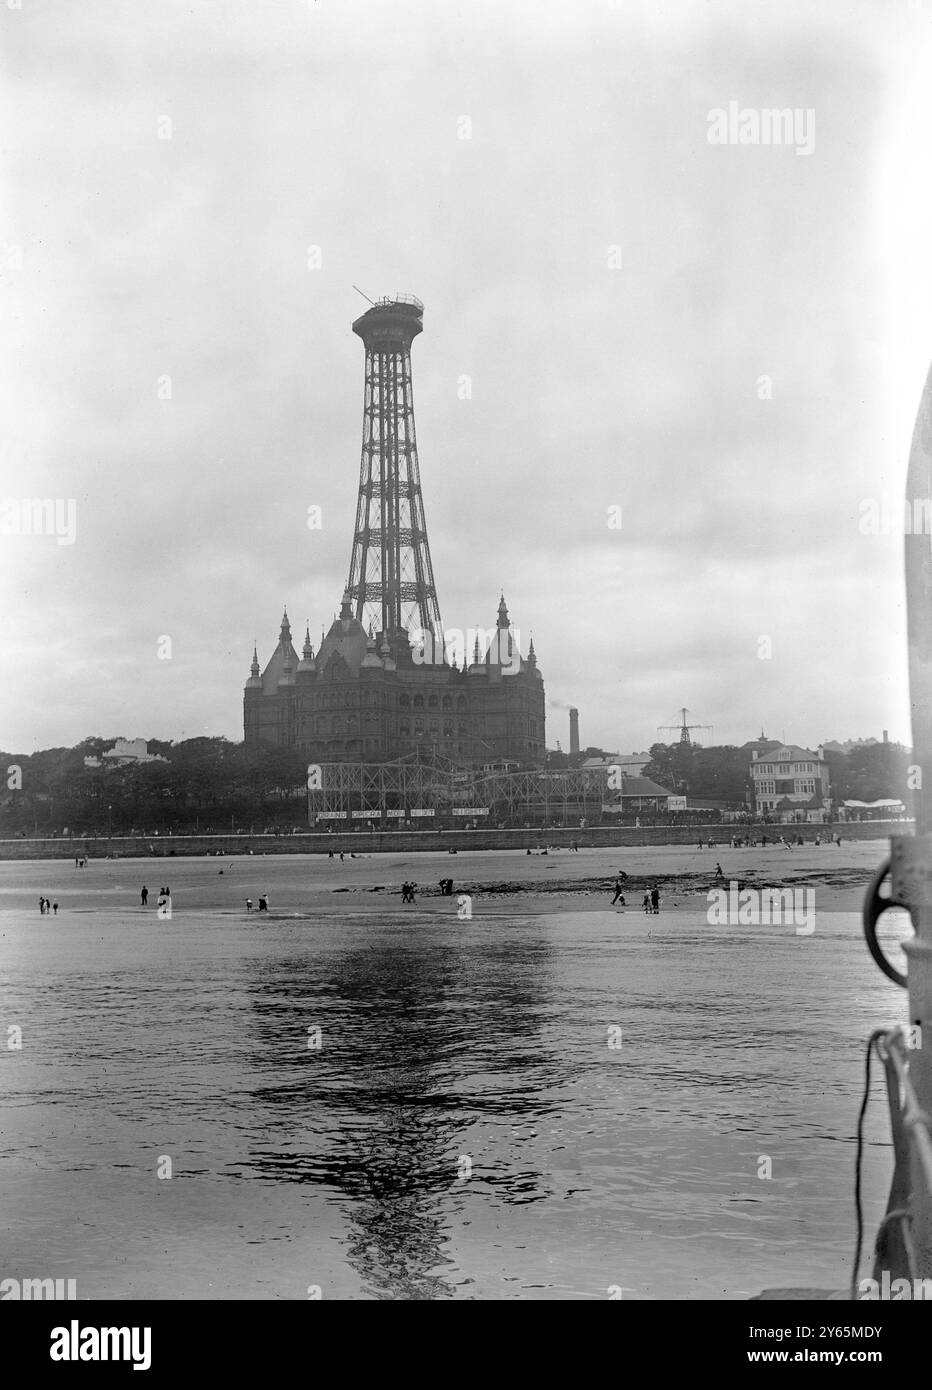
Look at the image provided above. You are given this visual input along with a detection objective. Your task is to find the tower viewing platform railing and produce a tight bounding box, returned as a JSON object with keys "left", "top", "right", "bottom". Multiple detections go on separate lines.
{"left": 372, "top": 293, "right": 424, "bottom": 312}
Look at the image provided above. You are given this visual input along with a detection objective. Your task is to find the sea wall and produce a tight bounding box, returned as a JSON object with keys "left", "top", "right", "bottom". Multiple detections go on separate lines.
{"left": 0, "top": 821, "right": 906, "bottom": 861}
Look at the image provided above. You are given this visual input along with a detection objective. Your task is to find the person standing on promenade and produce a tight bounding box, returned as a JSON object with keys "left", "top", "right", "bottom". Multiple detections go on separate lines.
{"left": 141, "top": 885, "right": 148, "bottom": 907}
{"left": 650, "top": 885, "right": 660, "bottom": 914}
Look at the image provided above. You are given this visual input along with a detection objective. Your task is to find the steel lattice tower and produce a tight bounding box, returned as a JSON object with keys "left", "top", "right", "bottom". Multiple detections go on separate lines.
{"left": 345, "top": 295, "right": 443, "bottom": 641}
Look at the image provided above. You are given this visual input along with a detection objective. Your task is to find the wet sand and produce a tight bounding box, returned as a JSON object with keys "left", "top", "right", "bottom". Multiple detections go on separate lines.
{"left": 0, "top": 840, "right": 889, "bottom": 922}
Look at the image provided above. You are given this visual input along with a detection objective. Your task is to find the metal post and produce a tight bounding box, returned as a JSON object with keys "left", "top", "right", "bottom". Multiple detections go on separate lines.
{"left": 896, "top": 362, "right": 932, "bottom": 1277}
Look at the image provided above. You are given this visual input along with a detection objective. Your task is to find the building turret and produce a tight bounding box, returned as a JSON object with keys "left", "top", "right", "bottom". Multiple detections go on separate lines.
{"left": 497, "top": 593, "right": 509, "bottom": 629}
{"left": 245, "top": 643, "right": 262, "bottom": 689}
{"left": 297, "top": 623, "right": 317, "bottom": 673}
{"left": 362, "top": 627, "right": 383, "bottom": 670}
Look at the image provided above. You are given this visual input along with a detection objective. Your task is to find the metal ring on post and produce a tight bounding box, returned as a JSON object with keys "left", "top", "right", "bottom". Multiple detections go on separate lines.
{"left": 862, "top": 858, "right": 909, "bottom": 989}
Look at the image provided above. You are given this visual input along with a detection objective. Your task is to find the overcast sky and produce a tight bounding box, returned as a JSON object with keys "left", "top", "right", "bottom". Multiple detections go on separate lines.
{"left": 2, "top": 0, "right": 932, "bottom": 755}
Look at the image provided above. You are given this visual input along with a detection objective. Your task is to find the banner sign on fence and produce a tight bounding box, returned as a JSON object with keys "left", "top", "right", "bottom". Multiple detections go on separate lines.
{"left": 316, "top": 811, "right": 347, "bottom": 820}
{"left": 411, "top": 808, "right": 435, "bottom": 817}
{"left": 452, "top": 807, "right": 489, "bottom": 816}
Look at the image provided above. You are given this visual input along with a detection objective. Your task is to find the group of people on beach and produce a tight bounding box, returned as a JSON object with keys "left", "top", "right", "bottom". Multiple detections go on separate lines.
{"left": 401, "top": 881, "right": 418, "bottom": 903}
{"left": 699, "top": 833, "right": 844, "bottom": 850}
{"left": 37, "top": 897, "right": 58, "bottom": 915}
{"left": 609, "top": 874, "right": 661, "bottom": 914}
{"left": 244, "top": 895, "right": 269, "bottom": 912}
{"left": 139, "top": 885, "right": 172, "bottom": 909}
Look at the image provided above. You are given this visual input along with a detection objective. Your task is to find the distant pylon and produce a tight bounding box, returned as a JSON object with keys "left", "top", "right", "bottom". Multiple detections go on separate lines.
{"left": 344, "top": 295, "right": 443, "bottom": 639}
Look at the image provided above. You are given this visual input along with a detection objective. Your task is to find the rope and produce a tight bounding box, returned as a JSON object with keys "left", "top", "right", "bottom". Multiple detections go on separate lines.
{"left": 851, "top": 1028, "right": 887, "bottom": 1300}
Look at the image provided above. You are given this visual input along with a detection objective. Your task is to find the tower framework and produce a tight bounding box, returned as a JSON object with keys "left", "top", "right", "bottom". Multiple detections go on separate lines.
{"left": 345, "top": 295, "right": 442, "bottom": 640}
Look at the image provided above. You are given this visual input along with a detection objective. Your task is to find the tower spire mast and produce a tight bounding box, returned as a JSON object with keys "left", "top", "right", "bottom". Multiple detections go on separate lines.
{"left": 345, "top": 294, "right": 442, "bottom": 639}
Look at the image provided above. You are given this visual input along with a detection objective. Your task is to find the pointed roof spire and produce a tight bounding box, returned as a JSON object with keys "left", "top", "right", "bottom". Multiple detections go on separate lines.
{"left": 303, "top": 623, "right": 313, "bottom": 660}
{"left": 250, "top": 643, "right": 260, "bottom": 678}
{"left": 473, "top": 629, "right": 481, "bottom": 664}
{"left": 497, "top": 592, "right": 510, "bottom": 629}
{"left": 527, "top": 634, "right": 537, "bottom": 666}
{"left": 280, "top": 608, "right": 291, "bottom": 643}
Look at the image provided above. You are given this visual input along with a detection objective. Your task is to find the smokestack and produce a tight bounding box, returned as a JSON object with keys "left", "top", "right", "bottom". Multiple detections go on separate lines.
{"left": 569, "top": 707, "right": 579, "bottom": 756}
{"left": 883, "top": 729, "right": 889, "bottom": 744}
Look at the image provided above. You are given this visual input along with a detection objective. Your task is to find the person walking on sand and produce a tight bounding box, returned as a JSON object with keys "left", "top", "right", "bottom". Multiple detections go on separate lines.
{"left": 650, "top": 885, "right": 660, "bottom": 914}
{"left": 642, "top": 892, "right": 652, "bottom": 914}
{"left": 141, "top": 885, "right": 148, "bottom": 907}
{"left": 713, "top": 862, "right": 724, "bottom": 879}
{"left": 611, "top": 876, "right": 626, "bottom": 906}
{"left": 52, "top": 901, "right": 58, "bottom": 915}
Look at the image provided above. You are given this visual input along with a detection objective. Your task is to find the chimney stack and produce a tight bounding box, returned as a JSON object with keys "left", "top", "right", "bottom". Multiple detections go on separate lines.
{"left": 569, "top": 707, "right": 579, "bottom": 756}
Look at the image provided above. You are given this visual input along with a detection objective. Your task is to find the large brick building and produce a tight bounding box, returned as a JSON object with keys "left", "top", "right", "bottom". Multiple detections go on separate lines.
{"left": 244, "top": 595, "right": 545, "bottom": 765}
{"left": 244, "top": 296, "right": 545, "bottom": 767}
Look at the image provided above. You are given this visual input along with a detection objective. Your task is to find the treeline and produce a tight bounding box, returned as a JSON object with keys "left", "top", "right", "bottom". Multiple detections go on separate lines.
{"left": 0, "top": 737, "right": 309, "bottom": 836}
{"left": 640, "top": 739, "right": 914, "bottom": 805}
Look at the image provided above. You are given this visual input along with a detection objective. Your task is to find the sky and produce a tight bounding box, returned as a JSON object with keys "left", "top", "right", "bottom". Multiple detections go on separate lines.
{"left": 2, "top": 0, "right": 932, "bottom": 755}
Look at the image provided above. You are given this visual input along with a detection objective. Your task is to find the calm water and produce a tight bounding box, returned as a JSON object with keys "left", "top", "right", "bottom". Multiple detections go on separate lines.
{"left": 0, "top": 854, "right": 907, "bottom": 1299}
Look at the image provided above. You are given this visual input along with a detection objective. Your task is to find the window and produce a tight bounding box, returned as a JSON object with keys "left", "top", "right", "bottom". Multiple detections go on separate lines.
{"left": 414, "top": 694, "right": 424, "bottom": 710}
{"left": 399, "top": 694, "right": 410, "bottom": 709}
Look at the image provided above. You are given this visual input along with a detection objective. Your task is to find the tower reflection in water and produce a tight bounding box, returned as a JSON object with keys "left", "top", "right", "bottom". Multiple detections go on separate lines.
{"left": 244, "top": 929, "right": 560, "bottom": 1299}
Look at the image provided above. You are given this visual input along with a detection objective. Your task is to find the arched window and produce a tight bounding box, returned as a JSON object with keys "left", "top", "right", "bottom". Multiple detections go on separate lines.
{"left": 457, "top": 696, "right": 467, "bottom": 711}
{"left": 442, "top": 695, "right": 452, "bottom": 711}
{"left": 428, "top": 694, "right": 438, "bottom": 709}
{"left": 399, "top": 694, "right": 410, "bottom": 708}
{"left": 413, "top": 694, "right": 424, "bottom": 710}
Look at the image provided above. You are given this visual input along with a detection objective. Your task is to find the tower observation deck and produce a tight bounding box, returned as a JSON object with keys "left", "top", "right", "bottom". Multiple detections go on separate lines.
{"left": 346, "top": 295, "right": 443, "bottom": 640}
